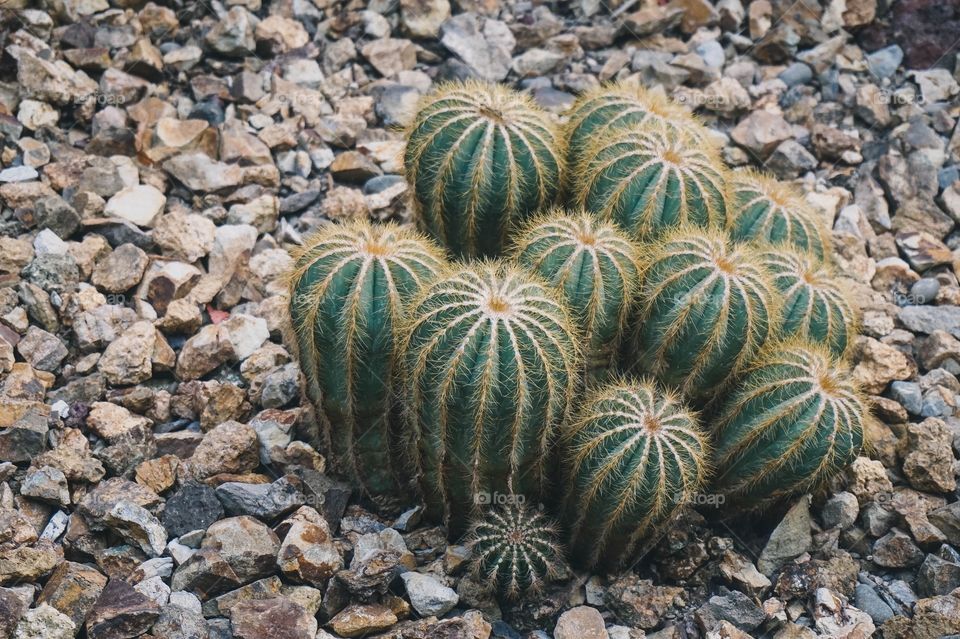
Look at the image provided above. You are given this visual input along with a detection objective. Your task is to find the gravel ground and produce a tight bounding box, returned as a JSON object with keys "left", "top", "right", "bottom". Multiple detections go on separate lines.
{"left": 1, "top": 0, "right": 960, "bottom": 638}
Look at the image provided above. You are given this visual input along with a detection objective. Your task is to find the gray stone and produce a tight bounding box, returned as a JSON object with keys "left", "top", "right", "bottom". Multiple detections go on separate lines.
{"left": 899, "top": 305, "right": 960, "bottom": 338}
{"left": 695, "top": 589, "right": 765, "bottom": 632}
{"left": 103, "top": 500, "right": 168, "bottom": 557}
{"left": 13, "top": 604, "right": 75, "bottom": 639}
{"left": 758, "top": 497, "right": 812, "bottom": 575}
{"left": 854, "top": 584, "right": 895, "bottom": 625}
{"left": 866, "top": 45, "right": 903, "bottom": 80}
{"left": 779, "top": 62, "right": 813, "bottom": 87}
{"left": 440, "top": 14, "right": 513, "bottom": 81}
{"left": 872, "top": 529, "right": 924, "bottom": 568}
{"left": 911, "top": 278, "right": 941, "bottom": 305}
{"left": 890, "top": 381, "right": 923, "bottom": 415}
{"left": 918, "top": 550, "right": 960, "bottom": 596}
{"left": 822, "top": 492, "right": 859, "bottom": 530}
{"left": 400, "top": 571, "right": 459, "bottom": 617}
{"left": 215, "top": 477, "right": 305, "bottom": 520}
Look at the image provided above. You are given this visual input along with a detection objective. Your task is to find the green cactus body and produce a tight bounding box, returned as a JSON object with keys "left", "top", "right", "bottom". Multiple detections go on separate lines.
{"left": 728, "top": 171, "right": 829, "bottom": 260}
{"left": 513, "top": 211, "right": 642, "bottom": 384}
{"left": 561, "top": 381, "right": 708, "bottom": 570}
{"left": 575, "top": 125, "right": 727, "bottom": 239}
{"left": 402, "top": 262, "right": 578, "bottom": 535}
{"left": 760, "top": 250, "right": 857, "bottom": 356}
{"left": 288, "top": 221, "right": 446, "bottom": 506}
{"left": 467, "top": 504, "right": 565, "bottom": 600}
{"left": 564, "top": 83, "right": 710, "bottom": 170}
{"left": 404, "top": 81, "right": 563, "bottom": 258}
{"left": 632, "top": 228, "right": 778, "bottom": 402}
{"left": 712, "top": 342, "right": 866, "bottom": 508}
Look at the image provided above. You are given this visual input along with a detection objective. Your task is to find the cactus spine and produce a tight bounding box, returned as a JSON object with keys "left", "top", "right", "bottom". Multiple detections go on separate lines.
{"left": 288, "top": 221, "right": 446, "bottom": 506}
{"left": 467, "top": 504, "right": 566, "bottom": 600}
{"left": 760, "top": 249, "right": 857, "bottom": 357}
{"left": 712, "top": 342, "right": 866, "bottom": 508}
{"left": 404, "top": 81, "right": 563, "bottom": 258}
{"left": 402, "top": 262, "right": 579, "bottom": 535}
{"left": 512, "top": 211, "right": 642, "bottom": 384}
{"left": 575, "top": 124, "right": 727, "bottom": 239}
{"left": 632, "top": 228, "right": 778, "bottom": 402}
{"left": 564, "top": 82, "right": 710, "bottom": 170}
{"left": 727, "top": 170, "right": 829, "bottom": 260}
{"left": 561, "top": 380, "right": 708, "bottom": 570}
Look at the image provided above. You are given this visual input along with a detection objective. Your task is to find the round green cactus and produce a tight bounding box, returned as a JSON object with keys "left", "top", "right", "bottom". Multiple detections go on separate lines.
{"left": 712, "top": 342, "right": 866, "bottom": 508}
{"left": 564, "top": 82, "right": 711, "bottom": 170}
{"left": 727, "top": 170, "right": 829, "bottom": 260}
{"left": 466, "top": 503, "right": 566, "bottom": 600}
{"left": 631, "top": 228, "right": 779, "bottom": 402}
{"left": 561, "top": 380, "right": 708, "bottom": 570}
{"left": 288, "top": 221, "right": 446, "bottom": 507}
{"left": 512, "top": 211, "right": 642, "bottom": 384}
{"left": 404, "top": 81, "right": 563, "bottom": 258}
{"left": 760, "top": 249, "right": 858, "bottom": 356}
{"left": 401, "top": 262, "right": 579, "bottom": 535}
{"left": 574, "top": 124, "right": 728, "bottom": 239}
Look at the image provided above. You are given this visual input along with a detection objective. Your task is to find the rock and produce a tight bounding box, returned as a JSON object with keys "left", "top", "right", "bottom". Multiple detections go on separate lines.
{"left": 103, "top": 185, "right": 166, "bottom": 228}
{"left": 918, "top": 548, "right": 960, "bottom": 596}
{"left": 254, "top": 16, "right": 309, "bottom": 54}
{"left": 230, "top": 597, "right": 317, "bottom": 639}
{"left": 135, "top": 455, "right": 179, "bottom": 494}
{"left": 206, "top": 6, "right": 255, "bottom": 57}
{"left": 361, "top": 38, "right": 417, "bottom": 78}
{"left": 153, "top": 213, "right": 216, "bottom": 262}
{"left": 163, "top": 482, "right": 224, "bottom": 538}
{"left": 401, "top": 0, "right": 450, "bottom": 38}
{"left": 811, "top": 588, "right": 875, "bottom": 637}
{"left": 85, "top": 579, "right": 160, "bottom": 639}
{"left": 605, "top": 575, "right": 684, "bottom": 629}
{"left": 0, "top": 588, "right": 29, "bottom": 637}
{"left": 150, "top": 601, "right": 209, "bottom": 639}
{"left": 21, "top": 466, "right": 70, "bottom": 506}
{"left": 276, "top": 506, "right": 342, "bottom": 588}
{"left": 400, "top": 571, "right": 459, "bottom": 617}
{"left": 163, "top": 154, "right": 243, "bottom": 192}
{"left": 758, "top": 497, "right": 812, "bottom": 576}
{"left": 718, "top": 551, "right": 771, "bottom": 595}
{"left": 13, "top": 604, "right": 76, "bottom": 639}
{"left": 15, "top": 327, "right": 67, "bottom": 373}
{"left": 36, "top": 561, "right": 108, "bottom": 629}
{"left": 175, "top": 324, "right": 235, "bottom": 381}
{"left": 215, "top": 477, "right": 305, "bottom": 520}
{"left": 554, "top": 606, "right": 608, "bottom": 639}
{"left": 91, "top": 244, "right": 149, "bottom": 293}
{"left": 696, "top": 589, "right": 765, "bottom": 633}
{"left": 822, "top": 492, "right": 859, "bottom": 530}
{"left": 186, "top": 421, "right": 260, "bottom": 480}
{"left": 854, "top": 584, "right": 894, "bottom": 624}
{"left": 872, "top": 529, "right": 924, "bottom": 568}
{"left": 865, "top": 45, "right": 903, "bottom": 80}
{"left": 896, "top": 231, "right": 953, "bottom": 272}
{"left": 899, "top": 306, "right": 960, "bottom": 338}
{"left": 440, "top": 13, "right": 513, "bottom": 81}
{"left": 911, "top": 591, "right": 960, "bottom": 639}
{"left": 202, "top": 516, "right": 279, "bottom": 583}
{"left": 329, "top": 603, "right": 398, "bottom": 638}
{"left": 847, "top": 457, "right": 893, "bottom": 503}
{"left": 730, "top": 110, "right": 793, "bottom": 159}
{"left": 910, "top": 69, "right": 960, "bottom": 104}
{"left": 99, "top": 321, "right": 170, "bottom": 386}
{"left": 103, "top": 501, "right": 168, "bottom": 557}
{"left": 901, "top": 418, "right": 957, "bottom": 494}
{"left": 766, "top": 140, "right": 818, "bottom": 178}
{"left": 851, "top": 337, "right": 917, "bottom": 394}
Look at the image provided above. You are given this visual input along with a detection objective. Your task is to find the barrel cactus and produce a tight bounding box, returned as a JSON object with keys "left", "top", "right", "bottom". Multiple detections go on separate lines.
{"left": 288, "top": 221, "right": 446, "bottom": 507}
{"left": 403, "top": 81, "right": 563, "bottom": 258}
{"left": 712, "top": 342, "right": 866, "bottom": 508}
{"left": 512, "top": 211, "right": 642, "bottom": 384}
{"left": 401, "top": 262, "right": 579, "bottom": 535}
{"left": 760, "top": 249, "right": 857, "bottom": 356}
{"left": 575, "top": 124, "right": 727, "bottom": 239}
{"left": 727, "top": 170, "right": 829, "bottom": 260}
{"left": 631, "top": 228, "right": 778, "bottom": 402}
{"left": 467, "top": 503, "right": 566, "bottom": 600}
{"left": 561, "top": 380, "right": 708, "bottom": 570}
{"left": 564, "top": 82, "right": 710, "bottom": 170}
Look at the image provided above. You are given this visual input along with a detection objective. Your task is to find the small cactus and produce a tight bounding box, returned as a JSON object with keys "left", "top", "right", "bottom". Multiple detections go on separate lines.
{"left": 404, "top": 81, "right": 563, "bottom": 258}
{"left": 288, "top": 221, "right": 446, "bottom": 507}
{"left": 631, "top": 228, "right": 779, "bottom": 402}
{"left": 727, "top": 170, "right": 829, "bottom": 260}
{"left": 512, "top": 211, "right": 642, "bottom": 384}
{"left": 712, "top": 342, "right": 866, "bottom": 508}
{"left": 561, "top": 380, "right": 708, "bottom": 570}
{"left": 760, "top": 249, "right": 857, "bottom": 356}
{"left": 401, "top": 262, "right": 579, "bottom": 535}
{"left": 564, "top": 82, "right": 710, "bottom": 169}
{"left": 575, "top": 124, "right": 727, "bottom": 239}
{"left": 466, "top": 503, "right": 566, "bottom": 600}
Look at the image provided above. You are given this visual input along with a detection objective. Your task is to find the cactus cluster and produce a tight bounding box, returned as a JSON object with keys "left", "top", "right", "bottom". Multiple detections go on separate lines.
{"left": 288, "top": 81, "right": 867, "bottom": 585}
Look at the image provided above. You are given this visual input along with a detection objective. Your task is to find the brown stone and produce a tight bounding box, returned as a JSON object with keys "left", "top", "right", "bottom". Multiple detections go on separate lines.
{"left": 329, "top": 603, "right": 398, "bottom": 638}
{"left": 86, "top": 579, "right": 160, "bottom": 639}
{"left": 37, "top": 561, "right": 108, "bottom": 629}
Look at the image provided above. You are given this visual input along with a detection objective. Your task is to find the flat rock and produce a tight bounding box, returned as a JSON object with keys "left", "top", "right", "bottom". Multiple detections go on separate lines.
{"left": 85, "top": 579, "right": 160, "bottom": 639}
{"left": 103, "top": 185, "right": 166, "bottom": 228}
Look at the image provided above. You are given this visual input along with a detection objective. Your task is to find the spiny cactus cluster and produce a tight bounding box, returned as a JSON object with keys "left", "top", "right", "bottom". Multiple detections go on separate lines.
{"left": 288, "top": 80, "right": 867, "bottom": 587}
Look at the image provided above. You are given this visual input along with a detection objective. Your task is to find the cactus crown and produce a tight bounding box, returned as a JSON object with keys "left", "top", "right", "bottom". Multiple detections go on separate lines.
{"left": 288, "top": 220, "right": 446, "bottom": 503}
{"left": 712, "top": 341, "right": 866, "bottom": 509}
{"left": 575, "top": 124, "right": 728, "bottom": 239}
{"left": 561, "top": 379, "right": 708, "bottom": 570}
{"left": 402, "top": 261, "right": 579, "bottom": 534}
{"left": 467, "top": 503, "right": 566, "bottom": 600}
{"left": 564, "top": 82, "right": 708, "bottom": 168}
{"left": 633, "top": 227, "right": 779, "bottom": 402}
{"left": 512, "top": 210, "right": 642, "bottom": 383}
{"left": 404, "top": 81, "right": 563, "bottom": 258}
{"left": 760, "top": 249, "right": 858, "bottom": 357}
{"left": 727, "top": 170, "right": 829, "bottom": 260}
